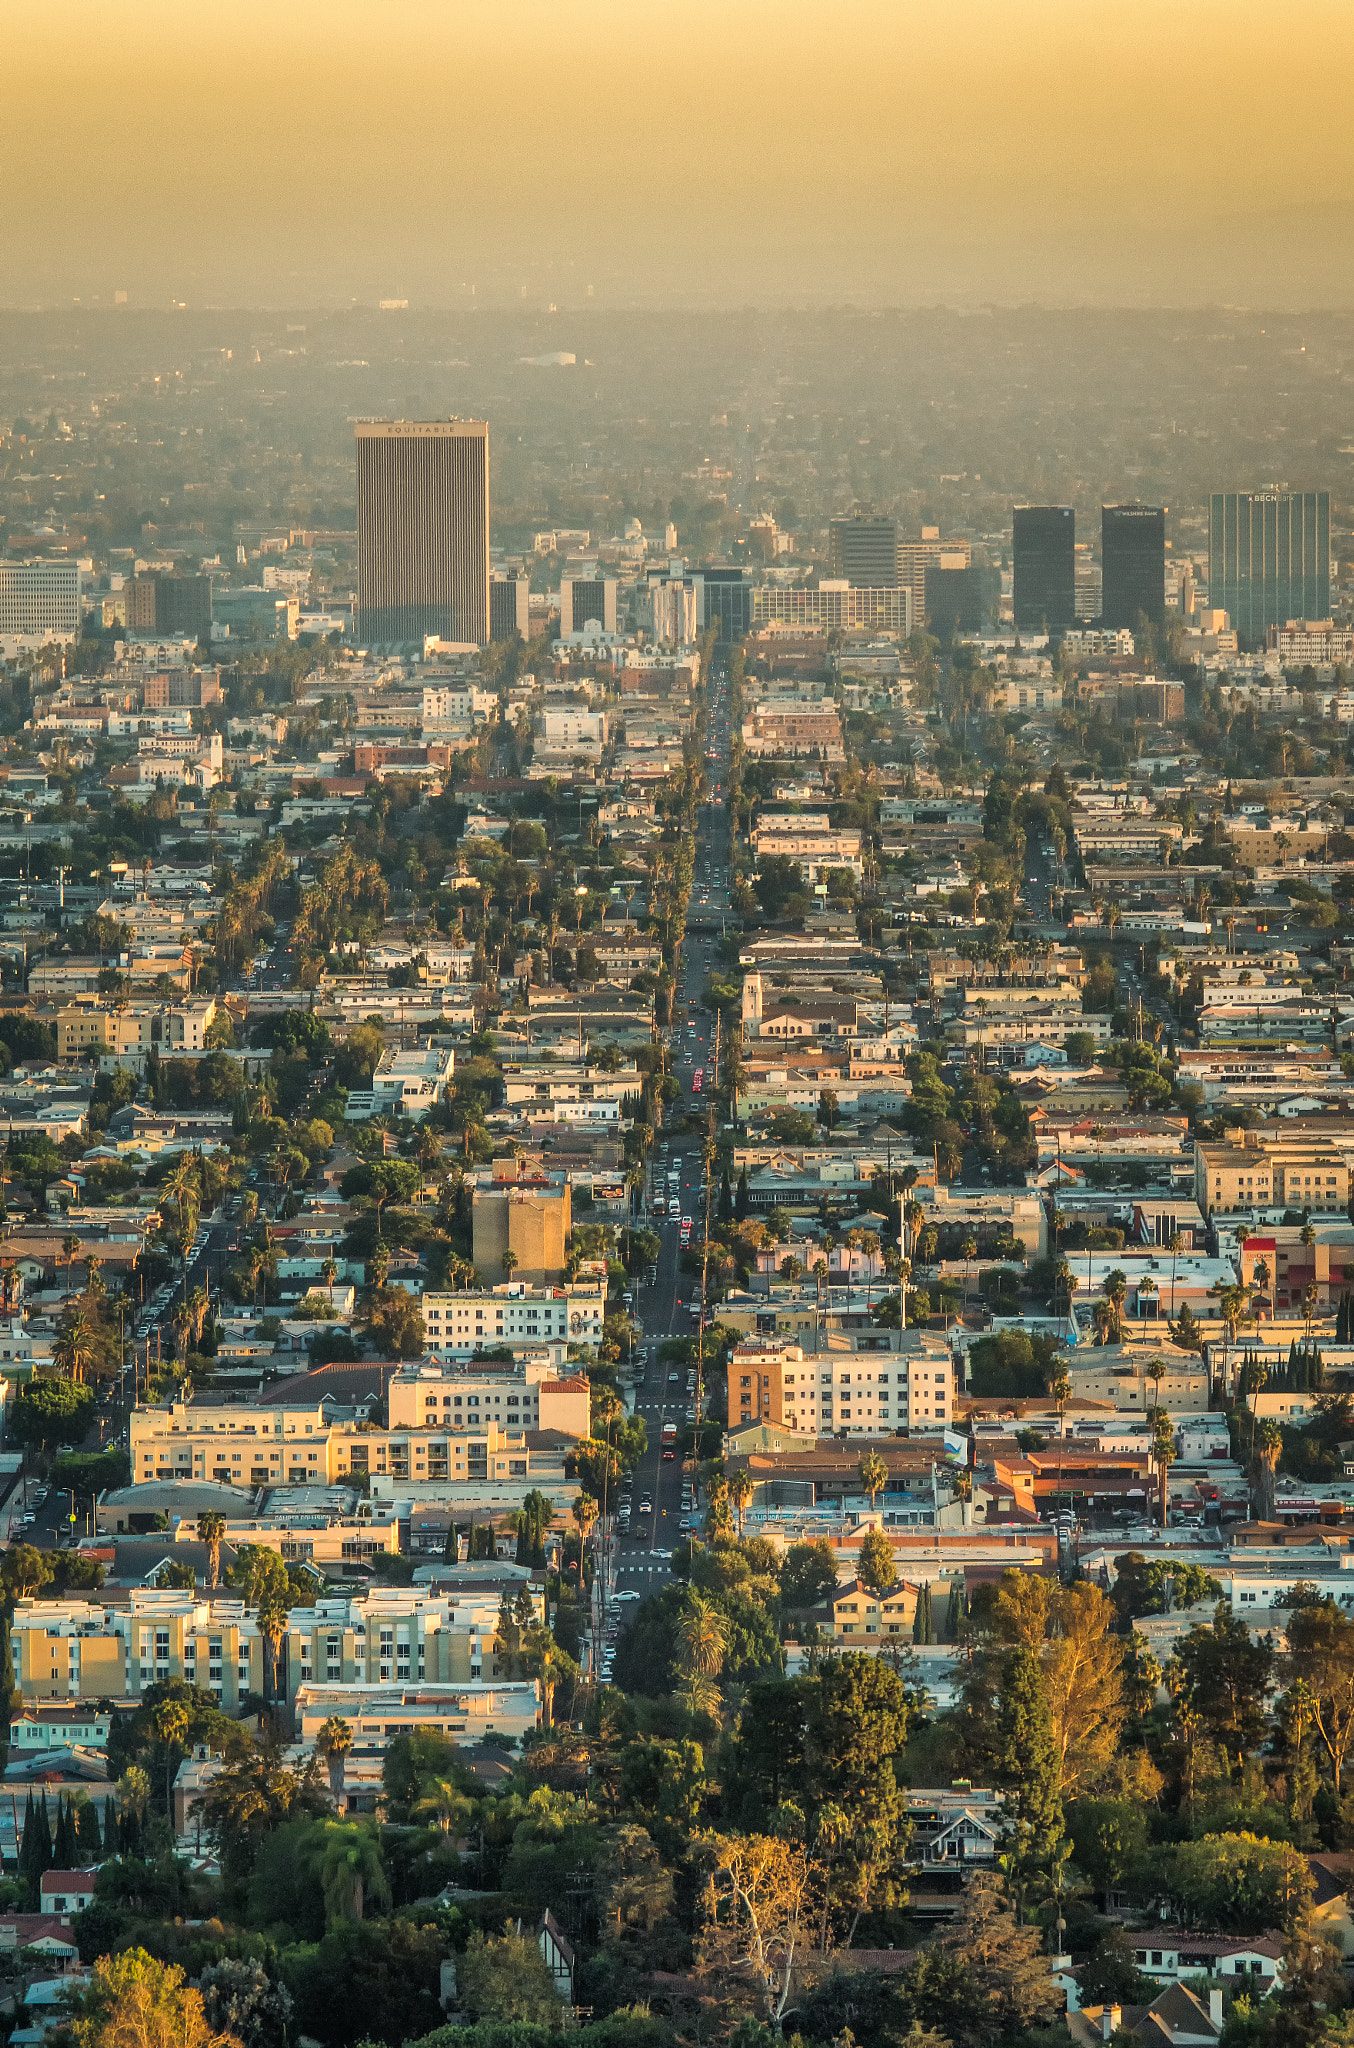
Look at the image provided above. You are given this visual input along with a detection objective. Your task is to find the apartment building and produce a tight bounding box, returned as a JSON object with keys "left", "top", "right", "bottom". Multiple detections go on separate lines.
{"left": 57, "top": 997, "right": 219, "bottom": 1059}
{"left": 10, "top": 1592, "right": 265, "bottom": 1708}
{"left": 294, "top": 1678, "right": 540, "bottom": 1747}
{"left": 750, "top": 818, "right": 864, "bottom": 881}
{"left": 727, "top": 1331, "right": 954, "bottom": 1436}
{"left": 343, "top": 1044, "right": 456, "bottom": 1122}
{"left": 128, "top": 1402, "right": 538, "bottom": 1492}
{"left": 1193, "top": 1127, "right": 1350, "bottom": 1216}
{"left": 471, "top": 1176, "right": 571, "bottom": 1284}
{"left": 389, "top": 1344, "right": 594, "bottom": 1436}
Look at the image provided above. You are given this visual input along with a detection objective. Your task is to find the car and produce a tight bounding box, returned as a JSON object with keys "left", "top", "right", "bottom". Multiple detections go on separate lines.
{"left": 662, "top": 1448, "right": 675, "bottom": 1460}
{"left": 668, "top": 1371, "right": 680, "bottom": 1385}
{"left": 616, "top": 1590, "right": 641, "bottom": 1602}
{"left": 679, "top": 1516, "right": 695, "bottom": 1531}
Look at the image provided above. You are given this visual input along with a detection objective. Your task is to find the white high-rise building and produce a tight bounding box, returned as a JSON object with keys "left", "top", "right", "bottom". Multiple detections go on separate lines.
{"left": 0, "top": 562, "right": 81, "bottom": 652}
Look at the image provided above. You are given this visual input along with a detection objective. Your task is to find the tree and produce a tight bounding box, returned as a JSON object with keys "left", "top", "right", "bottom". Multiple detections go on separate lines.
{"left": 696, "top": 1832, "right": 820, "bottom": 2035}
{"left": 1158, "top": 1833, "right": 1314, "bottom": 1934}
{"left": 909, "top": 1870, "right": 1060, "bottom": 2045}
{"left": 73, "top": 1948, "right": 237, "bottom": 2048}
{"left": 780, "top": 1540, "right": 839, "bottom": 1613}
{"left": 307, "top": 1820, "right": 389, "bottom": 1926}
{"left": 1172, "top": 1607, "right": 1275, "bottom": 1774}
{"left": 196, "top": 1512, "right": 227, "bottom": 1592}
{"left": 994, "top": 1646, "right": 1064, "bottom": 1920}
{"left": 315, "top": 1717, "right": 353, "bottom": 1804}
{"left": 728, "top": 1468, "right": 755, "bottom": 1538}
{"left": 676, "top": 1593, "right": 729, "bottom": 1715}
{"left": 193, "top": 1961, "right": 292, "bottom": 2048}
{"left": 1286, "top": 1596, "right": 1354, "bottom": 1792}
{"left": 147, "top": 1697, "right": 191, "bottom": 1818}
{"left": 9, "top": 1379, "right": 93, "bottom": 1451}
{"left": 857, "top": 1529, "right": 897, "bottom": 1595}
{"left": 858, "top": 1449, "right": 888, "bottom": 1509}
{"left": 458, "top": 1924, "right": 562, "bottom": 2025}
{"left": 1067, "top": 1797, "right": 1149, "bottom": 1915}
{"left": 818, "top": 1089, "right": 840, "bottom": 1131}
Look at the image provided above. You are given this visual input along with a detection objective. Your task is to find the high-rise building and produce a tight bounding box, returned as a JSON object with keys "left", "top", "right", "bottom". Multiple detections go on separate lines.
{"left": 489, "top": 575, "right": 529, "bottom": 643}
{"left": 559, "top": 577, "right": 617, "bottom": 635}
{"left": 126, "top": 572, "right": 212, "bottom": 641}
{"left": 695, "top": 568, "right": 753, "bottom": 641}
{"left": 1209, "top": 491, "right": 1330, "bottom": 641}
{"left": 828, "top": 516, "right": 898, "bottom": 587}
{"left": 355, "top": 421, "right": 489, "bottom": 647}
{"left": 900, "top": 530, "right": 972, "bottom": 624}
{"left": 0, "top": 561, "right": 81, "bottom": 647}
{"left": 1012, "top": 506, "right": 1075, "bottom": 632}
{"left": 923, "top": 560, "right": 988, "bottom": 635}
{"left": 1102, "top": 504, "right": 1166, "bottom": 630}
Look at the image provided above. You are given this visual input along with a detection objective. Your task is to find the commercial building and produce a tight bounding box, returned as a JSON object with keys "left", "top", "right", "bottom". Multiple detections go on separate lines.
{"left": 559, "top": 577, "right": 618, "bottom": 636}
{"left": 649, "top": 574, "right": 697, "bottom": 645}
{"left": 1012, "top": 506, "right": 1075, "bottom": 632}
{"left": 471, "top": 1176, "right": 571, "bottom": 1286}
{"left": 1102, "top": 504, "right": 1166, "bottom": 630}
{"left": 0, "top": 562, "right": 81, "bottom": 648}
{"left": 695, "top": 568, "right": 753, "bottom": 641}
{"left": 125, "top": 573, "right": 212, "bottom": 641}
{"left": 294, "top": 1678, "right": 540, "bottom": 1747}
{"left": 828, "top": 516, "right": 898, "bottom": 587}
{"left": 750, "top": 584, "right": 911, "bottom": 635}
{"left": 355, "top": 420, "right": 490, "bottom": 647}
{"left": 900, "top": 532, "right": 972, "bottom": 624}
{"left": 924, "top": 558, "right": 989, "bottom": 635}
{"left": 489, "top": 575, "right": 530, "bottom": 643}
{"left": 1208, "top": 491, "right": 1330, "bottom": 641}
{"left": 1269, "top": 619, "right": 1354, "bottom": 665}
{"left": 212, "top": 588, "right": 297, "bottom": 643}
{"left": 143, "top": 668, "right": 222, "bottom": 709}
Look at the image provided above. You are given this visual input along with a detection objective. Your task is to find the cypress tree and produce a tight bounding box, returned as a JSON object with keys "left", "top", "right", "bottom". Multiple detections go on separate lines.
{"left": 945, "top": 1578, "right": 964, "bottom": 1640}
{"left": 34, "top": 1794, "right": 52, "bottom": 1875}
{"left": 77, "top": 1798, "right": 101, "bottom": 1862}
{"left": 735, "top": 1167, "right": 750, "bottom": 1221}
{"left": 915, "top": 1581, "right": 933, "bottom": 1644}
{"left": 52, "top": 1798, "right": 69, "bottom": 1867}
{"left": 17, "top": 1792, "right": 35, "bottom": 1893}
{"left": 102, "top": 1797, "right": 117, "bottom": 1857}
{"left": 718, "top": 1168, "right": 734, "bottom": 1225}
{"left": 443, "top": 1519, "right": 459, "bottom": 1565}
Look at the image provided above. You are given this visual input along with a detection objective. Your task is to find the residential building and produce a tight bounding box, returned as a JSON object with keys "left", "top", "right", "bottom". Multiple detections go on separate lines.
{"left": 828, "top": 516, "right": 898, "bottom": 587}
{"left": 57, "top": 998, "right": 218, "bottom": 1060}
{"left": 1102, "top": 504, "right": 1165, "bottom": 630}
{"left": 727, "top": 1331, "right": 954, "bottom": 1435}
{"left": 470, "top": 1176, "right": 572, "bottom": 1286}
{"left": 1129, "top": 1932, "right": 1283, "bottom": 1989}
{"left": 355, "top": 421, "right": 490, "bottom": 647}
{"left": 1209, "top": 491, "right": 1330, "bottom": 640}
{"left": 294, "top": 1678, "right": 540, "bottom": 1747}
{"left": 1013, "top": 506, "right": 1075, "bottom": 631}
{"left": 9, "top": 1592, "right": 266, "bottom": 1709}
{"left": 829, "top": 1577, "right": 923, "bottom": 1639}
{"left": 1193, "top": 1128, "right": 1350, "bottom": 1217}
{"left": 343, "top": 1044, "right": 455, "bottom": 1122}
{"left": 390, "top": 1331, "right": 596, "bottom": 1431}
{"left": 649, "top": 573, "right": 697, "bottom": 645}
{"left": 0, "top": 561, "right": 81, "bottom": 652}
{"left": 905, "top": 1787, "right": 1004, "bottom": 1871}
{"left": 9, "top": 1706, "right": 111, "bottom": 1750}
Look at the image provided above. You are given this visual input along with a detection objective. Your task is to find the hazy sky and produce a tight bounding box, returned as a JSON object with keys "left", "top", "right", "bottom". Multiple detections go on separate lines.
{"left": 13, "top": 0, "right": 1354, "bottom": 308}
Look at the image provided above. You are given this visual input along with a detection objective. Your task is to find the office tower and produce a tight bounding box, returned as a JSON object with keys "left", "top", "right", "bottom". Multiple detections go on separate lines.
{"left": 0, "top": 561, "right": 81, "bottom": 647}
{"left": 489, "top": 575, "right": 529, "bottom": 643}
{"left": 695, "top": 567, "right": 753, "bottom": 641}
{"left": 559, "top": 577, "right": 617, "bottom": 635}
{"left": 923, "top": 560, "right": 989, "bottom": 635}
{"left": 1102, "top": 504, "right": 1166, "bottom": 630}
{"left": 355, "top": 420, "right": 489, "bottom": 646}
{"left": 650, "top": 575, "right": 697, "bottom": 644}
{"left": 1074, "top": 555, "right": 1102, "bottom": 624}
{"left": 828, "top": 515, "right": 898, "bottom": 587}
{"left": 1012, "top": 506, "right": 1075, "bottom": 631}
{"left": 901, "top": 533, "right": 972, "bottom": 625}
{"left": 1209, "top": 491, "right": 1330, "bottom": 641}
{"left": 126, "top": 571, "right": 212, "bottom": 641}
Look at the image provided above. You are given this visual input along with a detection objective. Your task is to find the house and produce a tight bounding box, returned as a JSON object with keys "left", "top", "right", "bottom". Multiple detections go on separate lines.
{"left": 1130, "top": 1931, "right": 1284, "bottom": 1987}
{"left": 0, "top": 1918, "right": 80, "bottom": 1968}
{"left": 1068, "top": 1986, "right": 1224, "bottom": 2046}
{"left": 539, "top": 1910, "right": 574, "bottom": 2006}
{"left": 829, "top": 1577, "right": 921, "bottom": 1640}
{"left": 39, "top": 1869, "right": 97, "bottom": 1922}
{"left": 1307, "top": 1852, "right": 1354, "bottom": 1956}
{"left": 904, "top": 1786, "right": 1003, "bottom": 1871}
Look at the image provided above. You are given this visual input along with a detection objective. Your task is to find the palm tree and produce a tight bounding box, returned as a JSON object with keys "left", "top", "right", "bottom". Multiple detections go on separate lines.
{"left": 961, "top": 1234, "right": 978, "bottom": 1311}
{"left": 196, "top": 1510, "right": 227, "bottom": 1591}
{"left": 322, "top": 1257, "right": 338, "bottom": 1305}
{"left": 675, "top": 1593, "right": 728, "bottom": 1684}
{"left": 727, "top": 1468, "right": 754, "bottom": 1536}
{"left": 1254, "top": 1419, "right": 1283, "bottom": 1521}
{"left": 55, "top": 1309, "right": 95, "bottom": 1385}
{"left": 314, "top": 1820, "right": 390, "bottom": 1925}
{"left": 148, "top": 1697, "right": 190, "bottom": 1820}
{"left": 904, "top": 1200, "right": 924, "bottom": 1260}
{"left": 1152, "top": 1411, "right": 1176, "bottom": 1529}
{"left": 859, "top": 1449, "right": 888, "bottom": 1510}
{"left": 315, "top": 1716, "right": 353, "bottom": 1806}
{"left": 501, "top": 1248, "right": 519, "bottom": 1283}
{"left": 368, "top": 1241, "right": 390, "bottom": 1290}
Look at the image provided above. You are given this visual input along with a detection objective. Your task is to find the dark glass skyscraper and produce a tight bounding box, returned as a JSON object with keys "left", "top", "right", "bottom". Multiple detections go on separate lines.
{"left": 356, "top": 421, "right": 489, "bottom": 646}
{"left": 697, "top": 567, "right": 753, "bottom": 641}
{"left": 828, "top": 516, "right": 898, "bottom": 587}
{"left": 1208, "top": 491, "right": 1329, "bottom": 641}
{"left": 1102, "top": 504, "right": 1165, "bottom": 630}
{"left": 1013, "top": 506, "right": 1075, "bottom": 631}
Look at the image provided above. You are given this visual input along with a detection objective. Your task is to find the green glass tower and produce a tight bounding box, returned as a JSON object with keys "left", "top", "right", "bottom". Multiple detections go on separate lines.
{"left": 1208, "top": 491, "right": 1329, "bottom": 641}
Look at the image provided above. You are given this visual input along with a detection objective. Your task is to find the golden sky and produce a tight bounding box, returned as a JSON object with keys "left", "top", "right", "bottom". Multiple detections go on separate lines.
{"left": 12, "top": 0, "right": 1354, "bottom": 305}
